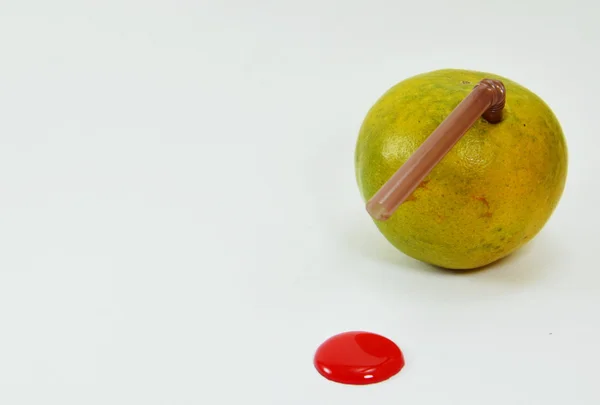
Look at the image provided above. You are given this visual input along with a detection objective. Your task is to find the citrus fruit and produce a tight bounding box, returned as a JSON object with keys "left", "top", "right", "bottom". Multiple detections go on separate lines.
{"left": 355, "top": 69, "right": 568, "bottom": 270}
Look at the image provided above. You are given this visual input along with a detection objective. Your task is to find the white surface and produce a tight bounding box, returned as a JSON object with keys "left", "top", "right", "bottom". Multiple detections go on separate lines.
{"left": 0, "top": 1, "right": 598, "bottom": 404}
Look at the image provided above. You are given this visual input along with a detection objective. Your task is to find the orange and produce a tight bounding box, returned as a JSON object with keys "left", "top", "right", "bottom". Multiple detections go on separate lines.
{"left": 355, "top": 69, "right": 568, "bottom": 269}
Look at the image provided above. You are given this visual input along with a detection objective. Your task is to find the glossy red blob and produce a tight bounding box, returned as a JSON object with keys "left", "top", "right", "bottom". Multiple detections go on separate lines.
{"left": 313, "top": 331, "right": 405, "bottom": 385}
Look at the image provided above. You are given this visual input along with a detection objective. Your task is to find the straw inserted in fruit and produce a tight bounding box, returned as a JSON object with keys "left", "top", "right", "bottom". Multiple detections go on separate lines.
{"left": 366, "top": 78, "right": 506, "bottom": 221}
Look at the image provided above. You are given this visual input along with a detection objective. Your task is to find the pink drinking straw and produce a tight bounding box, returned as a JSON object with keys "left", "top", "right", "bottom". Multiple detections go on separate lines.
{"left": 366, "top": 79, "right": 506, "bottom": 221}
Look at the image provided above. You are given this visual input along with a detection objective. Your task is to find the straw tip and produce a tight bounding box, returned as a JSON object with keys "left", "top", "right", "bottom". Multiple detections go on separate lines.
{"left": 479, "top": 79, "right": 506, "bottom": 124}
{"left": 366, "top": 201, "right": 392, "bottom": 221}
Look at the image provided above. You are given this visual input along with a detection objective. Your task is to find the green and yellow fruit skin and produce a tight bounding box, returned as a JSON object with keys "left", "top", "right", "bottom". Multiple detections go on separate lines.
{"left": 355, "top": 69, "right": 568, "bottom": 270}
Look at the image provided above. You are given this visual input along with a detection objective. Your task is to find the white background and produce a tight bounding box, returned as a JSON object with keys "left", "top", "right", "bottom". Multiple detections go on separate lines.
{"left": 0, "top": 0, "right": 598, "bottom": 404}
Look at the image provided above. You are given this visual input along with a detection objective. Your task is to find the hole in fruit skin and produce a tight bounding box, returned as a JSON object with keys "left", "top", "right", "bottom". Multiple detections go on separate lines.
{"left": 461, "top": 80, "right": 471, "bottom": 84}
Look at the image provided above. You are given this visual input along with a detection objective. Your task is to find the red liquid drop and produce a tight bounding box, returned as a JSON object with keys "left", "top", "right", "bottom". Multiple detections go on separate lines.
{"left": 313, "top": 331, "right": 405, "bottom": 385}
